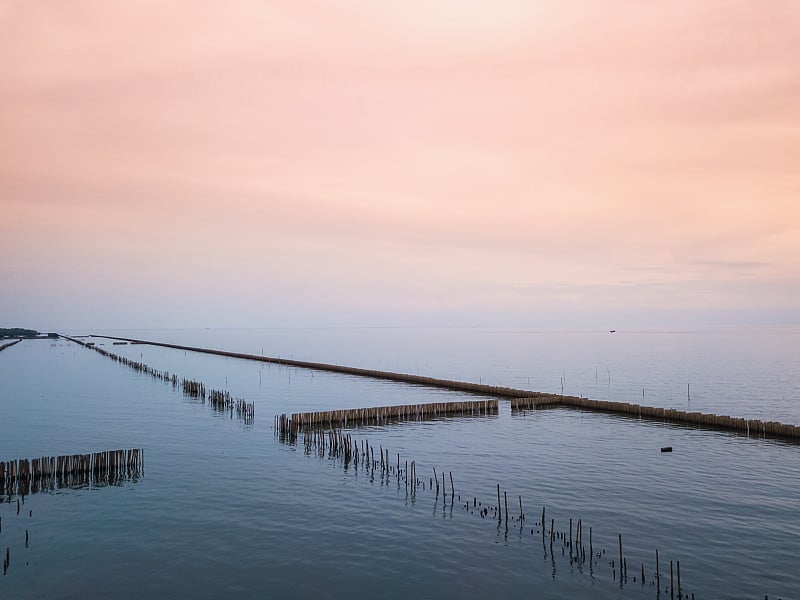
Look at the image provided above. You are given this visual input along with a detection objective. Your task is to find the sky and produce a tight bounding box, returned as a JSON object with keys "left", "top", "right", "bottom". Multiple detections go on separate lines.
{"left": 2, "top": 1, "right": 799, "bottom": 330}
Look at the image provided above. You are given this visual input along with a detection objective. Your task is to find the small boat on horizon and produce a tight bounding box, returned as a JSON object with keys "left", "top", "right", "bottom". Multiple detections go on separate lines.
{"left": 609, "top": 329, "right": 616, "bottom": 333}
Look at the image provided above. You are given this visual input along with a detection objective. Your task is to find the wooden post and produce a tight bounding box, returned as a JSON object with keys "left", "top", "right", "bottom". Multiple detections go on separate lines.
{"left": 570, "top": 518, "right": 573, "bottom": 550}
{"left": 670, "top": 560, "right": 674, "bottom": 599}
{"left": 619, "top": 534, "right": 623, "bottom": 581}
{"left": 656, "top": 549, "right": 660, "bottom": 582}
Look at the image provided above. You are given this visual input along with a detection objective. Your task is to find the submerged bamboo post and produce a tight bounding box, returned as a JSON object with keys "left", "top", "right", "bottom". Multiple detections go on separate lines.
{"left": 570, "top": 518, "right": 573, "bottom": 550}
{"left": 78, "top": 335, "right": 800, "bottom": 441}
{"left": 670, "top": 560, "right": 674, "bottom": 599}
{"left": 656, "top": 549, "right": 660, "bottom": 582}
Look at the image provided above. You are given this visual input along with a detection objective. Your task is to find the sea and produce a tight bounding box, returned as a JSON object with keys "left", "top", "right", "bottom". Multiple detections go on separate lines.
{"left": 1, "top": 327, "right": 798, "bottom": 599}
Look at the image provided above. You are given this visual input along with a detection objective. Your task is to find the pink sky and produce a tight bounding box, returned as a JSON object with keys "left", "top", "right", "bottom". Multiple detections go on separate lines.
{"left": 2, "top": 1, "right": 799, "bottom": 328}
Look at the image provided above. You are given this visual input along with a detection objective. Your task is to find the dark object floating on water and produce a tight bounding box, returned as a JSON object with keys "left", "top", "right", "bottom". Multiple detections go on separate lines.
{"left": 661, "top": 446, "right": 673, "bottom": 453}
{"left": 609, "top": 330, "right": 616, "bottom": 333}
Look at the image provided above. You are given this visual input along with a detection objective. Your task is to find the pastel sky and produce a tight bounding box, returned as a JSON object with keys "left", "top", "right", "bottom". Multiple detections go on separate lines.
{"left": 2, "top": 1, "right": 799, "bottom": 329}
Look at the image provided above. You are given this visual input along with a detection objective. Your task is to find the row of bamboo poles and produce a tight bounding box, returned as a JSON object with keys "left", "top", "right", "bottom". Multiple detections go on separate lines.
{"left": 280, "top": 428, "right": 699, "bottom": 600}
{"left": 63, "top": 336, "right": 255, "bottom": 423}
{"left": 89, "top": 335, "right": 800, "bottom": 443}
{"left": 1, "top": 449, "right": 143, "bottom": 498}
{"left": 511, "top": 396, "right": 800, "bottom": 441}
{"left": 0, "top": 339, "right": 21, "bottom": 353}
{"left": 183, "top": 379, "right": 255, "bottom": 422}
{"left": 65, "top": 335, "right": 181, "bottom": 385}
{"left": 89, "top": 335, "right": 556, "bottom": 399}
{"left": 276, "top": 399, "right": 497, "bottom": 436}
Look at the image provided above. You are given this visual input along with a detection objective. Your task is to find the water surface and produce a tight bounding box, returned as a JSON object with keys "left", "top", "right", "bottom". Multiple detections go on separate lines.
{"left": 1, "top": 332, "right": 798, "bottom": 599}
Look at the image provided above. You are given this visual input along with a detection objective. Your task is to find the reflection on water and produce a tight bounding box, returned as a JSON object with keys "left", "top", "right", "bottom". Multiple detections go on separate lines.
{"left": 92, "top": 326, "right": 800, "bottom": 422}
{"left": 285, "top": 426, "right": 702, "bottom": 598}
{"left": 1, "top": 449, "right": 143, "bottom": 500}
{"left": 0, "top": 335, "right": 798, "bottom": 599}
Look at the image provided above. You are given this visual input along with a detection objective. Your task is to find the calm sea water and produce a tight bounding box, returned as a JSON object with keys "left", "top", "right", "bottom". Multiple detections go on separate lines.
{"left": 1, "top": 328, "right": 799, "bottom": 599}
{"left": 91, "top": 326, "right": 800, "bottom": 422}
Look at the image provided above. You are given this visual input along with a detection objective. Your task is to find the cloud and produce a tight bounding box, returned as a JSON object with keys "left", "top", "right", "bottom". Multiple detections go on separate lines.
{"left": 1, "top": 0, "right": 799, "bottom": 327}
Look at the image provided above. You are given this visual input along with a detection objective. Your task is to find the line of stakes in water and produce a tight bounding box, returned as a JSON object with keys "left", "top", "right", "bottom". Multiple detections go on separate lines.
{"left": 272, "top": 425, "right": 796, "bottom": 600}
{"left": 1, "top": 448, "right": 145, "bottom": 577}
{"left": 64, "top": 336, "right": 254, "bottom": 423}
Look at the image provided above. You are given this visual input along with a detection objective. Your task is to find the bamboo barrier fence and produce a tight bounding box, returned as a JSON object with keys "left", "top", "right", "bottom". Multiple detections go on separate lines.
{"left": 276, "top": 428, "right": 704, "bottom": 600}
{"left": 79, "top": 335, "right": 800, "bottom": 441}
{"left": 511, "top": 395, "right": 800, "bottom": 441}
{"left": 62, "top": 336, "right": 254, "bottom": 423}
{"left": 89, "top": 335, "right": 554, "bottom": 399}
{"left": 276, "top": 399, "right": 497, "bottom": 437}
{"left": 87, "top": 334, "right": 800, "bottom": 442}
{"left": 0, "top": 340, "right": 21, "bottom": 353}
{"left": 183, "top": 378, "right": 255, "bottom": 421}
{"left": 64, "top": 334, "right": 180, "bottom": 384}
{"left": 1, "top": 449, "right": 143, "bottom": 498}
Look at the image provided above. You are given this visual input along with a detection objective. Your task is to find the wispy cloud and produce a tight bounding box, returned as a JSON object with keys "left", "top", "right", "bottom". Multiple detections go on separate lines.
{"left": 1, "top": 0, "right": 799, "bottom": 327}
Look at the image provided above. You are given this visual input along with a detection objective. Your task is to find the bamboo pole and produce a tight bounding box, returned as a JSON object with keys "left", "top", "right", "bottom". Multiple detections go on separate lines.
{"left": 512, "top": 395, "right": 800, "bottom": 441}
{"left": 0, "top": 449, "right": 144, "bottom": 496}
{"left": 72, "top": 335, "right": 800, "bottom": 440}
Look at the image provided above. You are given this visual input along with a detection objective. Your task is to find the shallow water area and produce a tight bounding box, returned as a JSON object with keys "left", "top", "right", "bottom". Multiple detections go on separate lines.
{"left": 91, "top": 326, "right": 800, "bottom": 422}
{"left": 1, "top": 334, "right": 798, "bottom": 599}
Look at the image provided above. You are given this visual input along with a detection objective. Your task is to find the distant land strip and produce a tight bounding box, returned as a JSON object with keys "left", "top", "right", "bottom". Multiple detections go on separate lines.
{"left": 84, "top": 335, "right": 800, "bottom": 441}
